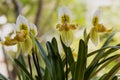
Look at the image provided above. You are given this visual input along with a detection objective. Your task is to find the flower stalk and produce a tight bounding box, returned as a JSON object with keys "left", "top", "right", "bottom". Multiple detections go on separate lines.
{"left": 56, "top": 6, "right": 78, "bottom": 47}
{"left": 90, "top": 9, "right": 112, "bottom": 46}
{"left": 66, "top": 47, "right": 68, "bottom": 80}
{"left": 56, "top": 7, "right": 78, "bottom": 80}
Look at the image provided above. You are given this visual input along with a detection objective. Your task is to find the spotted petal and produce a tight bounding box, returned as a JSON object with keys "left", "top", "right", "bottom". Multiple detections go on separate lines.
{"left": 92, "top": 8, "right": 102, "bottom": 26}
{"left": 58, "top": 6, "right": 72, "bottom": 23}
{"left": 16, "top": 15, "right": 29, "bottom": 31}
{"left": 95, "top": 24, "right": 112, "bottom": 32}
{"left": 90, "top": 28, "right": 99, "bottom": 46}
{"left": 93, "top": 8, "right": 102, "bottom": 19}
{"left": 21, "top": 35, "right": 32, "bottom": 54}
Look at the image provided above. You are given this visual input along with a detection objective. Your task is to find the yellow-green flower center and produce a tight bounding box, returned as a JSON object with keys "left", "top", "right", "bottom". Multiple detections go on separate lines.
{"left": 61, "top": 14, "right": 70, "bottom": 23}
{"left": 20, "top": 24, "right": 28, "bottom": 31}
{"left": 92, "top": 16, "right": 99, "bottom": 26}
{"left": 14, "top": 30, "right": 28, "bottom": 42}
{"left": 56, "top": 23, "right": 78, "bottom": 31}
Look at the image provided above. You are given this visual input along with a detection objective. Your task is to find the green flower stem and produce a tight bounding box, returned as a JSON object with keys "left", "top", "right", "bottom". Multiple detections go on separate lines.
{"left": 32, "top": 50, "right": 42, "bottom": 80}
{"left": 66, "top": 47, "right": 68, "bottom": 80}
{"left": 28, "top": 55, "right": 32, "bottom": 76}
{"left": 35, "top": 52, "right": 42, "bottom": 79}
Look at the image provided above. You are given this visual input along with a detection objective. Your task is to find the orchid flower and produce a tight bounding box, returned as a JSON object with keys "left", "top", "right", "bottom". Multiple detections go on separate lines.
{"left": 90, "top": 9, "right": 112, "bottom": 46}
{"left": 14, "top": 15, "right": 30, "bottom": 42}
{"left": 1, "top": 15, "right": 37, "bottom": 54}
{"left": 56, "top": 7, "right": 78, "bottom": 47}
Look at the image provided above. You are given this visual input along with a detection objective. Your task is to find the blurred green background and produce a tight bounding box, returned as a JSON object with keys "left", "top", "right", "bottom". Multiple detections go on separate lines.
{"left": 1, "top": 0, "right": 120, "bottom": 43}
{"left": 1, "top": 0, "right": 120, "bottom": 42}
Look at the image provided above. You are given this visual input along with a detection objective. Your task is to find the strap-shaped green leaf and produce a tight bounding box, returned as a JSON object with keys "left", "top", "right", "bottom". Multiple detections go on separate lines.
{"left": 46, "top": 41, "right": 65, "bottom": 80}
{"left": 14, "top": 59, "right": 33, "bottom": 80}
{"left": 111, "top": 76, "right": 118, "bottom": 80}
{"left": 101, "top": 44, "right": 120, "bottom": 58}
{"left": 30, "top": 33, "right": 52, "bottom": 78}
{"left": 60, "top": 37, "right": 75, "bottom": 76}
{"left": 102, "top": 62, "right": 120, "bottom": 80}
{"left": 84, "top": 28, "right": 89, "bottom": 44}
{"left": 74, "top": 39, "right": 87, "bottom": 80}
{"left": 92, "top": 32, "right": 115, "bottom": 62}
{"left": 17, "top": 53, "right": 29, "bottom": 80}
{"left": 34, "top": 38, "right": 53, "bottom": 78}
{"left": 52, "top": 38, "right": 64, "bottom": 69}
{"left": 90, "top": 32, "right": 115, "bottom": 65}
{"left": 87, "top": 45, "right": 120, "bottom": 57}
{"left": 102, "top": 32, "right": 115, "bottom": 48}
{"left": 51, "top": 37, "right": 59, "bottom": 54}
{"left": 3, "top": 47, "right": 21, "bottom": 80}
{"left": 85, "top": 33, "right": 116, "bottom": 79}
{"left": 51, "top": 38, "right": 65, "bottom": 79}
{"left": 99, "top": 74, "right": 107, "bottom": 80}
{"left": 44, "top": 67, "right": 51, "bottom": 80}
{"left": 46, "top": 42, "right": 57, "bottom": 80}
{"left": 60, "top": 37, "right": 74, "bottom": 65}
{"left": 89, "top": 54, "right": 120, "bottom": 78}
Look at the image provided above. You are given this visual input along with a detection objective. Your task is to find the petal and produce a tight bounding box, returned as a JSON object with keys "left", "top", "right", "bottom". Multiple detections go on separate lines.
{"left": 92, "top": 16, "right": 99, "bottom": 26}
{"left": 16, "top": 15, "right": 29, "bottom": 31}
{"left": 90, "top": 28, "right": 99, "bottom": 46}
{"left": 95, "top": 24, "right": 112, "bottom": 32}
{"left": 9, "top": 23, "right": 17, "bottom": 38}
{"left": 61, "top": 30, "right": 73, "bottom": 47}
{"left": 12, "top": 23, "right": 17, "bottom": 32}
{"left": 93, "top": 8, "right": 102, "bottom": 19}
{"left": 95, "top": 24, "right": 106, "bottom": 32}
{"left": 58, "top": 6, "right": 72, "bottom": 22}
{"left": 29, "top": 23, "right": 38, "bottom": 36}
{"left": 105, "top": 28, "right": 112, "bottom": 32}
{"left": 14, "top": 30, "right": 28, "bottom": 42}
{"left": 21, "top": 35, "right": 32, "bottom": 54}
{"left": 92, "top": 8, "right": 101, "bottom": 26}
{"left": 56, "top": 23, "right": 62, "bottom": 30}
{"left": 1, "top": 36, "right": 17, "bottom": 46}
{"left": 70, "top": 24, "right": 78, "bottom": 30}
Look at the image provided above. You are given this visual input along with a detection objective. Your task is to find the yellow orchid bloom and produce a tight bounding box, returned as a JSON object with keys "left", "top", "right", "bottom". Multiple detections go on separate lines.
{"left": 20, "top": 35, "right": 33, "bottom": 54}
{"left": 15, "top": 15, "right": 29, "bottom": 31}
{"left": 14, "top": 15, "right": 30, "bottom": 41}
{"left": 90, "top": 9, "right": 112, "bottom": 46}
{"left": 90, "top": 28, "right": 99, "bottom": 46}
{"left": 1, "top": 15, "right": 38, "bottom": 54}
{"left": 2, "top": 15, "right": 30, "bottom": 46}
{"left": 56, "top": 7, "right": 78, "bottom": 47}
{"left": 1, "top": 29, "right": 18, "bottom": 46}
